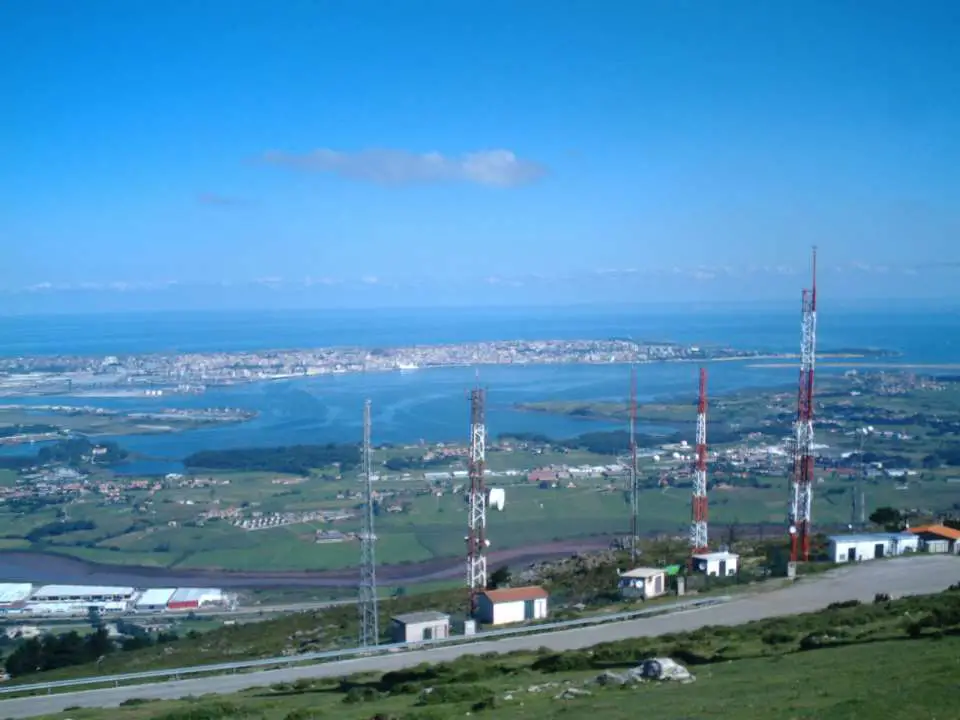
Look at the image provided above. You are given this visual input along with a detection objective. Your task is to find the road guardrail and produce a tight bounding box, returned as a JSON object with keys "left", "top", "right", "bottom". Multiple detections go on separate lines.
{"left": 0, "top": 595, "right": 731, "bottom": 696}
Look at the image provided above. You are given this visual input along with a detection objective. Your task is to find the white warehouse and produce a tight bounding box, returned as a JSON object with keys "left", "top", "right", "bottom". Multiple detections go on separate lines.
{"left": 827, "top": 532, "right": 919, "bottom": 563}
{"left": 476, "top": 586, "right": 549, "bottom": 626}
{"left": 29, "top": 585, "right": 135, "bottom": 603}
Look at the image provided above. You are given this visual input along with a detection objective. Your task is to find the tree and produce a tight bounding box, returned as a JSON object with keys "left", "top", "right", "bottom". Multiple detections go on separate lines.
{"left": 869, "top": 506, "right": 904, "bottom": 531}
{"left": 87, "top": 606, "right": 103, "bottom": 629}
{"left": 726, "top": 519, "right": 741, "bottom": 547}
{"left": 487, "top": 566, "right": 512, "bottom": 590}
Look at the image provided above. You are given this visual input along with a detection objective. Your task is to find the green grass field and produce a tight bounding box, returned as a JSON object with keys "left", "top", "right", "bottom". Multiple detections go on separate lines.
{"left": 26, "top": 588, "right": 960, "bottom": 720}
{"left": 5, "top": 464, "right": 959, "bottom": 572}
{"left": 3, "top": 372, "right": 958, "bottom": 573}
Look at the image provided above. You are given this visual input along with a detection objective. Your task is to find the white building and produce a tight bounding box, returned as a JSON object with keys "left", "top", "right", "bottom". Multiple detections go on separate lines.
{"left": 389, "top": 611, "right": 450, "bottom": 643}
{"left": 25, "top": 585, "right": 136, "bottom": 614}
{"left": 29, "top": 585, "right": 135, "bottom": 603}
{"left": 827, "top": 532, "right": 919, "bottom": 563}
{"left": 476, "top": 586, "right": 549, "bottom": 626}
{"left": 135, "top": 588, "right": 177, "bottom": 611}
{"left": 691, "top": 551, "right": 739, "bottom": 577}
{"left": 167, "top": 588, "right": 224, "bottom": 610}
{"left": 0, "top": 583, "right": 33, "bottom": 607}
{"left": 617, "top": 567, "right": 667, "bottom": 600}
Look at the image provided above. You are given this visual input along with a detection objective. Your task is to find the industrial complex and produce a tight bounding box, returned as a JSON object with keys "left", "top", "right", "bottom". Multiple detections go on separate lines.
{"left": 0, "top": 583, "right": 232, "bottom": 617}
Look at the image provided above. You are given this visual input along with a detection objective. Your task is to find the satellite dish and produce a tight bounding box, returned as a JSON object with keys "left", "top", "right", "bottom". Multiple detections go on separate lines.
{"left": 788, "top": 526, "right": 798, "bottom": 535}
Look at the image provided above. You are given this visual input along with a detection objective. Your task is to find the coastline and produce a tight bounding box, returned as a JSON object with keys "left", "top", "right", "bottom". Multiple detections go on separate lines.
{"left": 0, "top": 351, "right": 887, "bottom": 401}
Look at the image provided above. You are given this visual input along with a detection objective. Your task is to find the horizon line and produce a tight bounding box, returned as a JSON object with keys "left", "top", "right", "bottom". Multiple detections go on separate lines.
{"left": 1, "top": 297, "right": 958, "bottom": 319}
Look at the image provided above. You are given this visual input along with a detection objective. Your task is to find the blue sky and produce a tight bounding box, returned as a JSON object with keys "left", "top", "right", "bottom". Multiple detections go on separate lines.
{"left": 2, "top": 0, "right": 958, "bottom": 312}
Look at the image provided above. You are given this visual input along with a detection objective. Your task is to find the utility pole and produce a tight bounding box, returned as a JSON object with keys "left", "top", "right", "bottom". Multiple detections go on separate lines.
{"left": 358, "top": 399, "right": 379, "bottom": 647}
{"left": 466, "top": 387, "right": 488, "bottom": 616}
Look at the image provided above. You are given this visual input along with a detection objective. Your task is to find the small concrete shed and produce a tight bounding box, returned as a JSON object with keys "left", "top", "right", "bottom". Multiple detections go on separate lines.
{"left": 618, "top": 567, "right": 667, "bottom": 600}
{"left": 390, "top": 611, "right": 450, "bottom": 643}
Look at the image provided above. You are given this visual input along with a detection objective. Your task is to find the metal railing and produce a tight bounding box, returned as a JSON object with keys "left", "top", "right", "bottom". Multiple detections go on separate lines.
{"left": 0, "top": 595, "right": 731, "bottom": 697}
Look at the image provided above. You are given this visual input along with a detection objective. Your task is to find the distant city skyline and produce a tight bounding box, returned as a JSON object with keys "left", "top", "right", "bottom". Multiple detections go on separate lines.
{"left": 3, "top": 0, "right": 959, "bottom": 312}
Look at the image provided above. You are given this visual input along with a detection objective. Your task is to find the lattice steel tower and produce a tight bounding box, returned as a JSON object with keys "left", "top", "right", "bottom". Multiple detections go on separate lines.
{"left": 628, "top": 367, "right": 640, "bottom": 563}
{"left": 358, "top": 399, "right": 379, "bottom": 647}
{"left": 690, "top": 367, "right": 709, "bottom": 553}
{"left": 466, "top": 387, "right": 488, "bottom": 616}
{"left": 789, "top": 247, "right": 818, "bottom": 562}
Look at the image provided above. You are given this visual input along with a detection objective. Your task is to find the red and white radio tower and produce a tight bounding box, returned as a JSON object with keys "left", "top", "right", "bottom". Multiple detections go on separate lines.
{"left": 690, "top": 367, "right": 709, "bottom": 554}
{"left": 789, "top": 247, "right": 818, "bottom": 562}
{"left": 466, "top": 387, "right": 488, "bottom": 616}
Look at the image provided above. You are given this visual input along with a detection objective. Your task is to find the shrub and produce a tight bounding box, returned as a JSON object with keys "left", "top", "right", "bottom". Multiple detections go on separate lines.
{"left": 342, "top": 687, "right": 380, "bottom": 704}
{"left": 471, "top": 696, "right": 500, "bottom": 712}
{"left": 906, "top": 622, "right": 924, "bottom": 638}
{"left": 153, "top": 701, "right": 248, "bottom": 720}
{"left": 762, "top": 631, "right": 796, "bottom": 646}
{"left": 284, "top": 710, "right": 324, "bottom": 720}
{"left": 416, "top": 684, "right": 494, "bottom": 707}
{"left": 798, "top": 634, "right": 837, "bottom": 651}
{"left": 874, "top": 593, "right": 891, "bottom": 603}
{"left": 826, "top": 600, "right": 861, "bottom": 610}
{"left": 671, "top": 647, "right": 716, "bottom": 665}
{"left": 531, "top": 652, "right": 593, "bottom": 673}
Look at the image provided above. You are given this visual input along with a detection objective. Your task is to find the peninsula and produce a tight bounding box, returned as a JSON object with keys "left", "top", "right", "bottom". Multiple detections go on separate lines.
{"left": 0, "top": 340, "right": 896, "bottom": 398}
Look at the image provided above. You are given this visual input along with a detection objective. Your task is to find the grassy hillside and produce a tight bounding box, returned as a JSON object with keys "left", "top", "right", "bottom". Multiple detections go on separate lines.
{"left": 30, "top": 585, "right": 960, "bottom": 720}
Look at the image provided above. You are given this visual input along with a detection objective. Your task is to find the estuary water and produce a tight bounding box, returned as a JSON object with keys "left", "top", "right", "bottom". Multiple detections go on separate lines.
{"left": 0, "top": 305, "right": 957, "bottom": 470}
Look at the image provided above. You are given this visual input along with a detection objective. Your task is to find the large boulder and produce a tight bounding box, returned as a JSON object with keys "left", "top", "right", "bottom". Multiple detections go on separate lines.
{"left": 635, "top": 657, "right": 695, "bottom": 682}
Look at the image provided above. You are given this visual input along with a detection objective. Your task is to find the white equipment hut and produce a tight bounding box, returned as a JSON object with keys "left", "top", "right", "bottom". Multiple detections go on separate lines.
{"left": 691, "top": 551, "right": 739, "bottom": 577}
{"left": 618, "top": 567, "right": 667, "bottom": 600}
{"left": 390, "top": 611, "right": 450, "bottom": 643}
{"left": 476, "top": 586, "right": 549, "bottom": 626}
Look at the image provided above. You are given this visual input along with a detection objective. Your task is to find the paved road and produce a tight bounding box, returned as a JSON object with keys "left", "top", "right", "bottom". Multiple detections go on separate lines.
{"left": 2, "top": 555, "right": 957, "bottom": 719}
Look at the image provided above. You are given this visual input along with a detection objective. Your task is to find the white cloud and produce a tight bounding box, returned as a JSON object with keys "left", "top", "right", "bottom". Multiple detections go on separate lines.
{"left": 262, "top": 148, "right": 546, "bottom": 187}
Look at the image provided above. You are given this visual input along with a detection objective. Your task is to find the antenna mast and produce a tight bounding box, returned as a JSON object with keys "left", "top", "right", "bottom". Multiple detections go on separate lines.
{"left": 789, "top": 247, "right": 818, "bottom": 562}
{"left": 691, "top": 367, "right": 709, "bottom": 553}
{"left": 466, "top": 387, "right": 488, "bottom": 616}
{"left": 853, "top": 427, "right": 867, "bottom": 527}
{"left": 358, "top": 399, "right": 379, "bottom": 647}
{"left": 629, "top": 366, "right": 640, "bottom": 563}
